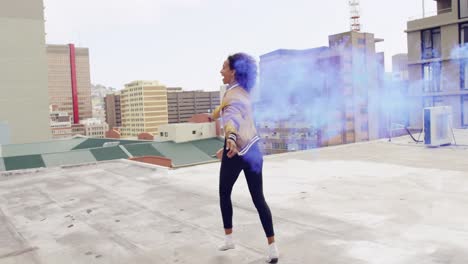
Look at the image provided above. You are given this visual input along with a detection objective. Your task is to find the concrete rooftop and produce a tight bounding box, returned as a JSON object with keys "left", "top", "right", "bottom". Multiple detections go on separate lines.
{"left": 1, "top": 130, "right": 468, "bottom": 263}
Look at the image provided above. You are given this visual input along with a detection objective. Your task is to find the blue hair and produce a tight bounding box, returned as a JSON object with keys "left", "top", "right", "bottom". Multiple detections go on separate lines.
{"left": 228, "top": 53, "right": 257, "bottom": 92}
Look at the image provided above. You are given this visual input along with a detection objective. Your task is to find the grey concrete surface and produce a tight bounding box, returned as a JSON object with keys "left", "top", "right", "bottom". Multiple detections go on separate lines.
{"left": 1, "top": 132, "right": 468, "bottom": 263}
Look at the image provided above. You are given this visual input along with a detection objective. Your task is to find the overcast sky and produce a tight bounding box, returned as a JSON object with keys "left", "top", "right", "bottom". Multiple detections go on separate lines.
{"left": 43, "top": 0, "right": 436, "bottom": 91}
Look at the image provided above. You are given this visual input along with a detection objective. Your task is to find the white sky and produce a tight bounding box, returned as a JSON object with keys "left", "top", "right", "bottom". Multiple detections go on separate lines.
{"left": 43, "top": 0, "right": 436, "bottom": 91}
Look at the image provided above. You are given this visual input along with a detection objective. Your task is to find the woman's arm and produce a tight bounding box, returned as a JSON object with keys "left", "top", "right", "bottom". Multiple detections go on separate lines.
{"left": 212, "top": 105, "right": 222, "bottom": 119}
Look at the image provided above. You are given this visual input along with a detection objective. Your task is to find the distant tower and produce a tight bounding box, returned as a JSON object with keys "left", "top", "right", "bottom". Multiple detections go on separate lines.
{"left": 349, "top": 0, "right": 361, "bottom": 32}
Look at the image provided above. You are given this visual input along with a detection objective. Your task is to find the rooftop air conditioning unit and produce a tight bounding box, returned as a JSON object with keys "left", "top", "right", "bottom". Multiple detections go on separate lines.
{"left": 423, "top": 106, "right": 452, "bottom": 147}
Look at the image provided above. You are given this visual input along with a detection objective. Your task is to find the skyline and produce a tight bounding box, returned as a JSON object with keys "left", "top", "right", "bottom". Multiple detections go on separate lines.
{"left": 44, "top": 0, "right": 436, "bottom": 91}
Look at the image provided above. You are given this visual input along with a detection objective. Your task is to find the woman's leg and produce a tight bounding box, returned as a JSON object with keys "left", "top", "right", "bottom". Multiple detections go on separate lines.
{"left": 241, "top": 146, "right": 275, "bottom": 239}
{"left": 219, "top": 148, "right": 242, "bottom": 248}
{"left": 243, "top": 162, "right": 275, "bottom": 239}
{"left": 242, "top": 145, "right": 278, "bottom": 262}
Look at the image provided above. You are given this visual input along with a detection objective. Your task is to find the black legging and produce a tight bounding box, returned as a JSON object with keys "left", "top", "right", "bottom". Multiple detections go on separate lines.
{"left": 219, "top": 141, "right": 274, "bottom": 237}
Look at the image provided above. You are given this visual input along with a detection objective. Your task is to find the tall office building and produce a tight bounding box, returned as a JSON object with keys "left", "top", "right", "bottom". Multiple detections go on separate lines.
{"left": 167, "top": 90, "right": 220, "bottom": 123}
{"left": 104, "top": 93, "right": 122, "bottom": 129}
{"left": 46, "top": 44, "right": 92, "bottom": 124}
{"left": 120, "top": 80, "right": 168, "bottom": 137}
{"left": 0, "top": 0, "right": 51, "bottom": 144}
{"left": 406, "top": 0, "right": 468, "bottom": 128}
{"left": 258, "top": 31, "right": 385, "bottom": 154}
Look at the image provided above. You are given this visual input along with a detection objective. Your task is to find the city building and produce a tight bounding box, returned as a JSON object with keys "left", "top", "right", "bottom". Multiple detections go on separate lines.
{"left": 46, "top": 44, "right": 93, "bottom": 124}
{"left": 80, "top": 118, "right": 109, "bottom": 138}
{"left": 156, "top": 122, "right": 217, "bottom": 143}
{"left": 0, "top": 0, "right": 51, "bottom": 144}
{"left": 406, "top": 0, "right": 468, "bottom": 128}
{"left": 258, "top": 31, "right": 385, "bottom": 154}
{"left": 388, "top": 54, "right": 410, "bottom": 129}
{"left": 120, "top": 80, "right": 168, "bottom": 138}
{"left": 71, "top": 124, "right": 86, "bottom": 137}
{"left": 104, "top": 92, "right": 122, "bottom": 129}
{"left": 49, "top": 105, "right": 73, "bottom": 139}
{"left": 167, "top": 90, "right": 220, "bottom": 123}
{"left": 392, "top": 53, "right": 409, "bottom": 81}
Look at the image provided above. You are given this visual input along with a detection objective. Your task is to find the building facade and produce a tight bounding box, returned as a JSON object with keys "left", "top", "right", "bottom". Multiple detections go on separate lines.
{"left": 80, "top": 118, "right": 109, "bottom": 138}
{"left": 407, "top": 0, "right": 468, "bottom": 128}
{"left": 50, "top": 105, "right": 73, "bottom": 139}
{"left": 258, "top": 31, "right": 386, "bottom": 154}
{"left": 392, "top": 53, "right": 409, "bottom": 81}
{"left": 46, "top": 44, "right": 93, "bottom": 124}
{"left": 156, "top": 122, "right": 217, "bottom": 143}
{"left": 120, "top": 81, "right": 168, "bottom": 137}
{"left": 0, "top": 0, "right": 51, "bottom": 144}
{"left": 104, "top": 93, "right": 122, "bottom": 129}
{"left": 167, "top": 90, "right": 220, "bottom": 123}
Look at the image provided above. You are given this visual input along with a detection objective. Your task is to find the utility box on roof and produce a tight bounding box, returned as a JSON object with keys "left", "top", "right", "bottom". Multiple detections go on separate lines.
{"left": 423, "top": 106, "right": 452, "bottom": 147}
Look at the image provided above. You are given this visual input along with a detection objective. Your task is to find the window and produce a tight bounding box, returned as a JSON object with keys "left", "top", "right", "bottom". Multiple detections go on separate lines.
{"left": 192, "top": 130, "right": 196, "bottom": 134}
{"left": 460, "top": 23, "right": 468, "bottom": 44}
{"left": 421, "top": 28, "right": 441, "bottom": 59}
{"left": 165, "top": 132, "right": 168, "bottom": 137}
{"left": 160, "top": 132, "right": 163, "bottom": 136}
{"left": 422, "top": 62, "right": 442, "bottom": 92}
{"left": 462, "top": 96, "right": 468, "bottom": 127}
{"left": 460, "top": 0, "right": 468, "bottom": 19}
{"left": 460, "top": 60, "right": 468, "bottom": 90}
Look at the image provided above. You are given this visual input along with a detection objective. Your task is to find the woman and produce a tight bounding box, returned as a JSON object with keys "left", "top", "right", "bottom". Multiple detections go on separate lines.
{"left": 212, "top": 53, "right": 279, "bottom": 263}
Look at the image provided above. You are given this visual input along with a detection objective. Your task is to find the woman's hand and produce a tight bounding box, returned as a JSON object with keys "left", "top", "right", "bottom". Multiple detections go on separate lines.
{"left": 226, "top": 139, "right": 238, "bottom": 158}
{"left": 215, "top": 148, "right": 223, "bottom": 160}
{"left": 198, "top": 113, "right": 214, "bottom": 122}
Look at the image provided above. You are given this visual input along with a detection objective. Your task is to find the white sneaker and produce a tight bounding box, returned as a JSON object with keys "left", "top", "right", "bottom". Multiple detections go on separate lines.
{"left": 218, "top": 241, "right": 235, "bottom": 251}
{"left": 218, "top": 234, "right": 235, "bottom": 251}
{"left": 266, "top": 243, "right": 279, "bottom": 263}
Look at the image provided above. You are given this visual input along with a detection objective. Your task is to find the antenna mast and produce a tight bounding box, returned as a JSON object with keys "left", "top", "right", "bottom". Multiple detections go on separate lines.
{"left": 350, "top": 0, "right": 361, "bottom": 32}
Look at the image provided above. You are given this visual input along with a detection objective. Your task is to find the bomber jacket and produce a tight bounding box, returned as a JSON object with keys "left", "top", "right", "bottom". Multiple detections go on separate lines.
{"left": 212, "top": 83, "right": 260, "bottom": 156}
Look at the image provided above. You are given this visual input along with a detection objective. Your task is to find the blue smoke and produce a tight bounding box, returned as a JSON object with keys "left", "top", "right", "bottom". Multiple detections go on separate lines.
{"left": 251, "top": 35, "right": 413, "bottom": 151}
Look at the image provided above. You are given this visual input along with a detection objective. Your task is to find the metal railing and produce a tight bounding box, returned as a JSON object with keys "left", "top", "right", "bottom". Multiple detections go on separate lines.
{"left": 408, "top": 7, "right": 452, "bottom": 20}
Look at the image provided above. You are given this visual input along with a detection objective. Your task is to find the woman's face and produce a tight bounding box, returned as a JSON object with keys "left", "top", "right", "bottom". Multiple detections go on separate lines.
{"left": 220, "top": 60, "right": 235, "bottom": 85}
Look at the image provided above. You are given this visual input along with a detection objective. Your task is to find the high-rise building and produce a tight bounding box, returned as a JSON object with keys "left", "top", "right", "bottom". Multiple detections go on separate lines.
{"left": 46, "top": 44, "right": 92, "bottom": 124}
{"left": 0, "top": 0, "right": 51, "bottom": 144}
{"left": 406, "top": 0, "right": 468, "bottom": 129}
{"left": 167, "top": 90, "right": 220, "bottom": 123}
{"left": 258, "top": 31, "right": 385, "bottom": 154}
{"left": 120, "top": 80, "right": 168, "bottom": 137}
{"left": 104, "top": 93, "right": 122, "bottom": 129}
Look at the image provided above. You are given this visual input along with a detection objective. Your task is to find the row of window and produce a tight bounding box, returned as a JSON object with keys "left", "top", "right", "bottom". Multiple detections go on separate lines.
{"left": 421, "top": 22, "right": 468, "bottom": 59}
{"left": 421, "top": 61, "right": 468, "bottom": 92}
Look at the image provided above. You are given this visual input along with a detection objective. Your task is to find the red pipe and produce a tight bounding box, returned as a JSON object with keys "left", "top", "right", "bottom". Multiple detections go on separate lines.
{"left": 69, "top": 43, "right": 80, "bottom": 124}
